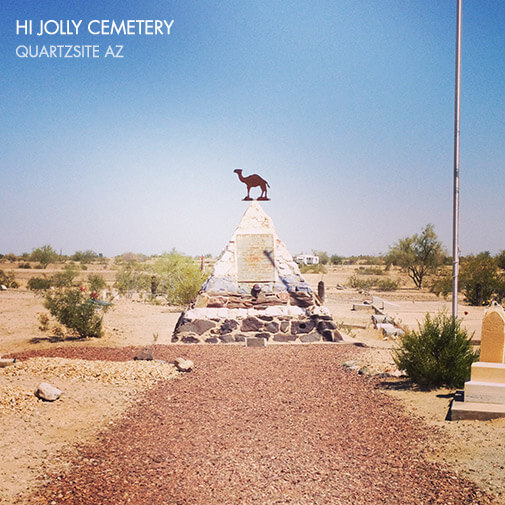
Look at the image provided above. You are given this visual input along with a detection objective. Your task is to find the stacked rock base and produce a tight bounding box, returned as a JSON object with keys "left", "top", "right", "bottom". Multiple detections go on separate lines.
{"left": 172, "top": 294, "right": 343, "bottom": 344}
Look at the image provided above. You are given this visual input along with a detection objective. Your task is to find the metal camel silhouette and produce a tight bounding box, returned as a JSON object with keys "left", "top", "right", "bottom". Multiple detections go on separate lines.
{"left": 233, "top": 169, "right": 270, "bottom": 200}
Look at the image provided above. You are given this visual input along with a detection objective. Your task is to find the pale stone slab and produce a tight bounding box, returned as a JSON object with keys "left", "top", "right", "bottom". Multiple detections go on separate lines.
{"left": 465, "top": 380, "right": 505, "bottom": 404}
{"left": 470, "top": 362, "right": 505, "bottom": 383}
{"left": 480, "top": 305, "right": 505, "bottom": 363}
{"left": 245, "top": 337, "right": 266, "bottom": 348}
{"left": 451, "top": 400, "right": 505, "bottom": 420}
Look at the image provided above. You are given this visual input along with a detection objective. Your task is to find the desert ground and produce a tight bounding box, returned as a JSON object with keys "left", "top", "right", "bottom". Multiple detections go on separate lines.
{"left": 0, "top": 261, "right": 504, "bottom": 504}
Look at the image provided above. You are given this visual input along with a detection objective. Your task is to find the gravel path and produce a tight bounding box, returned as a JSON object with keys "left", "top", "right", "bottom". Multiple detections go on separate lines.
{"left": 18, "top": 344, "right": 494, "bottom": 505}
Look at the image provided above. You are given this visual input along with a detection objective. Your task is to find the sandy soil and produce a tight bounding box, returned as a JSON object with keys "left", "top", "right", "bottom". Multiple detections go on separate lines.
{"left": 0, "top": 263, "right": 503, "bottom": 503}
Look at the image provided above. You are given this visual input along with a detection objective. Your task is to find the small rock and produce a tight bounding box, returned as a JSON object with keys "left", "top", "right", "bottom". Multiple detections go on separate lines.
{"left": 343, "top": 360, "right": 357, "bottom": 368}
{"left": 36, "top": 382, "right": 62, "bottom": 401}
{"left": 133, "top": 348, "right": 153, "bottom": 361}
{"left": 174, "top": 357, "right": 194, "bottom": 372}
{"left": 389, "top": 369, "right": 407, "bottom": 378}
{"left": 0, "top": 358, "right": 16, "bottom": 368}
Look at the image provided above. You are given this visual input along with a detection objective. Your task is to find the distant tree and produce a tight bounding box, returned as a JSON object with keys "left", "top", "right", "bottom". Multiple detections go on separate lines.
{"left": 495, "top": 250, "right": 505, "bottom": 271}
{"left": 313, "top": 251, "right": 329, "bottom": 265}
{"left": 386, "top": 224, "right": 444, "bottom": 289}
{"left": 71, "top": 250, "right": 99, "bottom": 263}
{"left": 31, "top": 245, "right": 59, "bottom": 269}
{"left": 460, "top": 253, "right": 505, "bottom": 305}
{"left": 329, "top": 254, "right": 344, "bottom": 265}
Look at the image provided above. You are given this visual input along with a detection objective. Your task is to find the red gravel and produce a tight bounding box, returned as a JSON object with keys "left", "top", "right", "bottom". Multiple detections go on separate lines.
{"left": 21, "top": 344, "right": 494, "bottom": 505}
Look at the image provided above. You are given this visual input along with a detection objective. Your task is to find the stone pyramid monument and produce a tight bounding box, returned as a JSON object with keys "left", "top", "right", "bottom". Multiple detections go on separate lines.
{"left": 173, "top": 201, "right": 342, "bottom": 344}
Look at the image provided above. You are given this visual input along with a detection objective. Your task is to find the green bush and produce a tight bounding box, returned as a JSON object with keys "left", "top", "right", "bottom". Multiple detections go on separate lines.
{"left": 0, "top": 269, "right": 18, "bottom": 288}
{"left": 114, "top": 252, "right": 206, "bottom": 305}
{"left": 299, "top": 263, "right": 327, "bottom": 274}
{"left": 393, "top": 312, "right": 478, "bottom": 388}
{"left": 28, "top": 276, "right": 52, "bottom": 291}
{"left": 150, "top": 253, "right": 207, "bottom": 305}
{"left": 376, "top": 278, "right": 399, "bottom": 291}
{"left": 114, "top": 263, "right": 151, "bottom": 294}
{"left": 88, "top": 273, "right": 107, "bottom": 292}
{"left": 30, "top": 245, "right": 59, "bottom": 269}
{"left": 71, "top": 250, "right": 99, "bottom": 264}
{"left": 44, "top": 288, "right": 110, "bottom": 338}
{"left": 460, "top": 253, "right": 505, "bottom": 305}
{"left": 348, "top": 274, "right": 375, "bottom": 290}
{"left": 430, "top": 270, "right": 453, "bottom": 297}
{"left": 51, "top": 264, "right": 80, "bottom": 287}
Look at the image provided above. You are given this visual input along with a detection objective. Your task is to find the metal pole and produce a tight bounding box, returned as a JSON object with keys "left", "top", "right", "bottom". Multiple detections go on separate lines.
{"left": 452, "top": 0, "right": 462, "bottom": 318}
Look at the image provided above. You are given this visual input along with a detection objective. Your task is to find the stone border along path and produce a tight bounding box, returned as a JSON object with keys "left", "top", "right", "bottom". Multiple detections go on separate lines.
{"left": 16, "top": 345, "right": 495, "bottom": 505}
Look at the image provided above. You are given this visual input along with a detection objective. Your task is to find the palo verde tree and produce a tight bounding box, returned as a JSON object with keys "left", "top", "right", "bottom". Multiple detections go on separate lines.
{"left": 386, "top": 224, "right": 445, "bottom": 289}
{"left": 31, "top": 245, "right": 59, "bottom": 269}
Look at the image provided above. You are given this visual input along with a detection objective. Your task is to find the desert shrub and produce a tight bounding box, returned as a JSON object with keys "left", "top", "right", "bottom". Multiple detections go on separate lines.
{"left": 30, "top": 245, "right": 59, "bottom": 269}
{"left": 51, "top": 264, "right": 80, "bottom": 287}
{"left": 71, "top": 250, "right": 99, "bottom": 263}
{"left": 115, "top": 252, "right": 206, "bottom": 305}
{"left": 312, "top": 251, "right": 329, "bottom": 265}
{"left": 460, "top": 253, "right": 505, "bottom": 305}
{"left": 393, "top": 312, "right": 478, "bottom": 388}
{"left": 115, "top": 252, "right": 148, "bottom": 264}
{"left": 430, "top": 270, "right": 453, "bottom": 297}
{"left": 348, "top": 274, "right": 375, "bottom": 290}
{"left": 114, "top": 263, "right": 151, "bottom": 294}
{"left": 18, "top": 262, "right": 31, "bottom": 269}
{"left": 329, "top": 255, "right": 344, "bottom": 265}
{"left": 38, "top": 313, "right": 50, "bottom": 332}
{"left": 0, "top": 269, "right": 18, "bottom": 288}
{"left": 299, "top": 263, "right": 327, "bottom": 274}
{"left": 44, "top": 288, "right": 110, "bottom": 338}
{"left": 150, "top": 253, "right": 207, "bottom": 305}
{"left": 88, "top": 273, "right": 107, "bottom": 292}
{"left": 28, "top": 276, "right": 52, "bottom": 291}
{"left": 376, "top": 278, "right": 399, "bottom": 291}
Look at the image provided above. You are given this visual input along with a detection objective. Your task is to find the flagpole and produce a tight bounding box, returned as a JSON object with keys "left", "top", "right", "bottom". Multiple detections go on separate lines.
{"left": 452, "top": 0, "right": 462, "bottom": 319}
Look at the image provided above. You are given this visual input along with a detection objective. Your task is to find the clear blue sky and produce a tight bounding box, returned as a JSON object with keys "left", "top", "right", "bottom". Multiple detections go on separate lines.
{"left": 1, "top": 0, "right": 504, "bottom": 257}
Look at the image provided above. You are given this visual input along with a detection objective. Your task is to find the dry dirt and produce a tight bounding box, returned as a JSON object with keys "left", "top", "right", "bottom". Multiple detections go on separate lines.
{"left": 0, "top": 263, "right": 504, "bottom": 503}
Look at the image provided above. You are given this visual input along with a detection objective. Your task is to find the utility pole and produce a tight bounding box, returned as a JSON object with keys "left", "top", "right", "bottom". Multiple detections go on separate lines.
{"left": 452, "top": 0, "right": 462, "bottom": 319}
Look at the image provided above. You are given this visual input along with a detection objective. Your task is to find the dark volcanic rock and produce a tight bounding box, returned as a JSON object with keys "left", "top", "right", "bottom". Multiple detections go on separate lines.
{"left": 205, "top": 337, "right": 218, "bottom": 344}
{"left": 300, "top": 332, "right": 321, "bottom": 343}
{"left": 219, "top": 335, "right": 235, "bottom": 344}
{"left": 317, "top": 320, "right": 337, "bottom": 332}
{"left": 255, "top": 332, "right": 271, "bottom": 340}
{"left": 291, "top": 320, "right": 316, "bottom": 335}
{"left": 264, "top": 321, "right": 279, "bottom": 333}
{"left": 273, "top": 333, "right": 297, "bottom": 342}
{"left": 321, "top": 330, "right": 334, "bottom": 342}
{"left": 280, "top": 321, "right": 290, "bottom": 333}
{"left": 181, "top": 335, "right": 200, "bottom": 344}
{"left": 220, "top": 319, "right": 239, "bottom": 334}
{"left": 179, "top": 319, "right": 216, "bottom": 336}
{"left": 241, "top": 317, "right": 263, "bottom": 332}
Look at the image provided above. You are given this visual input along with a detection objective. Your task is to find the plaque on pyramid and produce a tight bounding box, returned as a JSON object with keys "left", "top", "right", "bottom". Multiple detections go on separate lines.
{"left": 173, "top": 202, "right": 342, "bottom": 344}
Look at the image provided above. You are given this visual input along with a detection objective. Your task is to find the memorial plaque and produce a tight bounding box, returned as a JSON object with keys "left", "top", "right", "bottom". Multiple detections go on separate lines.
{"left": 236, "top": 234, "right": 275, "bottom": 282}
